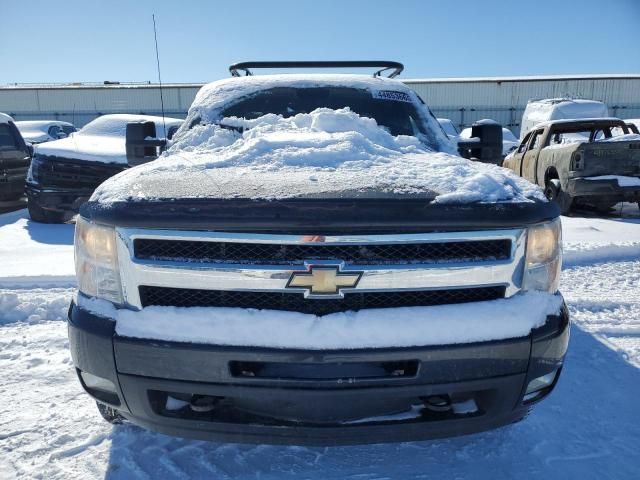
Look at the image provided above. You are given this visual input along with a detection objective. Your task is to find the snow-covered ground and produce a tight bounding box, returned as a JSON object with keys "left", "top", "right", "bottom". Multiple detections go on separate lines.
{"left": 1, "top": 205, "right": 639, "bottom": 479}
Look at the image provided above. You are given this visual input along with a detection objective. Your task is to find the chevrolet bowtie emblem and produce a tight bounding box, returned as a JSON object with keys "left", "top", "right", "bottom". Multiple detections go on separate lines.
{"left": 286, "top": 266, "right": 363, "bottom": 297}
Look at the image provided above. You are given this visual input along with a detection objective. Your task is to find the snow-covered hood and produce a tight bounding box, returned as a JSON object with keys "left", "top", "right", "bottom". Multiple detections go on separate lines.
{"left": 15, "top": 121, "right": 75, "bottom": 144}
{"left": 17, "top": 128, "right": 51, "bottom": 144}
{"left": 35, "top": 134, "right": 128, "bottom": 163}
{"left": 92, "top": 108, "right": 546, "bottom": 205}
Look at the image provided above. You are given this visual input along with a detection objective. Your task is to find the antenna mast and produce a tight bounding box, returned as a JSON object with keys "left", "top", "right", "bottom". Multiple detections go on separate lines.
{"left": 152, "top": 14, "right": 166, "bottom": 136}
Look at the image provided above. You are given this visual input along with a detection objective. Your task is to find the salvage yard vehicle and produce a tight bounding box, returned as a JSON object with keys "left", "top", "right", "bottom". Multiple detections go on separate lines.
{"left": 26, "top": 114, "right": 183, "bottom": 223}
{"left": 16, "top": 120, "right": 77, "bottom": 144}
{"left": 0, "top": 113, "right": 32, "bottom": 201}
{"left": 69, "top": 61, "right": 569, "bottom": 445}
{"left": 503, "top": 118, "right": 640, "bottom": 214}
{"left": 624, "top": 119, "right": 640, "bottom": 133}
{"left": 519, "top": 98, "right": 608, "bottom": 141}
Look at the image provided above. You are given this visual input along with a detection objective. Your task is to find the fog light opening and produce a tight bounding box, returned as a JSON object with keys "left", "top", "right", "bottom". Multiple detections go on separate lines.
{"left": 80, "top": 370, "right": 117, "bottom": 394}
{"left": 78, "top": 370, "right": 120, "bottom": 406}
{"left": 523, "top": 370, "right": 558, "bottom": 403}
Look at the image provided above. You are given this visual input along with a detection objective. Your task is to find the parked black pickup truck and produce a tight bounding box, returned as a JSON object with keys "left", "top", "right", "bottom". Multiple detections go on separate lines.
{"left": 503, "top": 118, "right": 640, "bottom": 213}
{"left": 0, "top": 113, "right": 31, "bottom": 201}
{"left": 68, "top": 62, "right": 569, "bottom": 445}
{"left": 26, "top": 114, "right": 182, "bottom": 223}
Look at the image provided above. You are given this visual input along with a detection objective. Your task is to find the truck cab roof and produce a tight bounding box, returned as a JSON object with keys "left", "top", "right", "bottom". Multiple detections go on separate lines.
{"left": 534, "top": 117, "right": 627, "bottom": 129}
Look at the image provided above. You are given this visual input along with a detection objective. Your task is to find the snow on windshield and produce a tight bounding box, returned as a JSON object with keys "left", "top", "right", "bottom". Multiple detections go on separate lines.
{"left": 177, "top": 74, "right": 453, "bottom": 150}
{"left": 92, "top": 108, "right": 546, "bottom": 205}
{"left": 79, "top": 114, "right": 182, "bottom": 138}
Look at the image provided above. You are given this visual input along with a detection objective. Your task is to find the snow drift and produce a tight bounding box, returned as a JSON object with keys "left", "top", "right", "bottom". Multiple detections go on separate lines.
{"left": 92, "top": 108, "right": 546, "bottom": 204}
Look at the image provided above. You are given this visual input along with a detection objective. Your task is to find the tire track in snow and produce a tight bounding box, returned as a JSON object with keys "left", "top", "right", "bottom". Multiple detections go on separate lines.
{"left": 562, "top": 260, "right": 640, "bottom": 366}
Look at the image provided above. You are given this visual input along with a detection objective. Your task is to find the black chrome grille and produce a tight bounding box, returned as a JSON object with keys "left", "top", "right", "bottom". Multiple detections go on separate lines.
{"left": 138, "top": 286, "right": 506, "bottom": 315}
{"left": 35, "top": 155, "right": 124, "bottom": 189}
{"left": 134, "top": 238, "right": 511, "bottom": 265}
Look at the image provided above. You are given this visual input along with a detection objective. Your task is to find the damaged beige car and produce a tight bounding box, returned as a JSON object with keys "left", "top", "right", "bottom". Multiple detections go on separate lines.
{"left": 503, "top": 118, "right": 640, "bottom": 214}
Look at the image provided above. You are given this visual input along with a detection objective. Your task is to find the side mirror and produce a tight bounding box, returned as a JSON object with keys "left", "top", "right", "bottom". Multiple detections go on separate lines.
{"left": 457, "top": 121, "right": 503, "bottom": 164}
{"left": 25, "top": 142, "right": 34, "bottom": 157}
{"left": 56, "top": 132, "right": 68, "bottom": 139}
{"left": 125, "top": 121, "right": 167, "bottom": 166}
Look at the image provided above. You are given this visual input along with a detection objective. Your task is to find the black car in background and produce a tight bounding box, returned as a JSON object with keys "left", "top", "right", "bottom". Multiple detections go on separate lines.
{"left": 0, "top": 113, "right": 32, "bottom": 201}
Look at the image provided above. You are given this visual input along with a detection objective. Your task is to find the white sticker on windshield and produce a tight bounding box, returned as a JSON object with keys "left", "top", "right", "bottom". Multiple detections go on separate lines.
{"left": 371, "top": 90, "right": 413, "bottom": 103}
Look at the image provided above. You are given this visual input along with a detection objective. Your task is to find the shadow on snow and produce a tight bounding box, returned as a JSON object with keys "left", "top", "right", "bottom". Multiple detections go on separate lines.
{"left": 103, "top": 326, "right": 640, "bottom": 480}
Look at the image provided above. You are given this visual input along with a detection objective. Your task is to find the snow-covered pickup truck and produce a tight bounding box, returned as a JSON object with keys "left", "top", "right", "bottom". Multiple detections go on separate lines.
{"left": 26, "top": 114, "right": 183, "bottom": 223}
{"left": 503, "top": 118, "right": 640, "bottom": 214}
{"left": 68, "top": 61, "right": 569, "bottom": 445}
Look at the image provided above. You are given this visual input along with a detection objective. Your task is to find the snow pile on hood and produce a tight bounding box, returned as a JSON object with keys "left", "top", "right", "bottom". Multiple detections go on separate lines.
{"left": 35, "top": 114, "right": 183, "bottom": 165}
{"left": 92, "top": 108, "right": 545, "bottom": 204}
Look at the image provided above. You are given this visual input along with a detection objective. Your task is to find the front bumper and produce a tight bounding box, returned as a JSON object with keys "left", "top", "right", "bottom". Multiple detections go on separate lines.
{"left": 25, "top": 182, "right": 93, "bottom": 216}
{"left": 566, "top": 177, "right": 640, "bottom": 201}
{"left": 68, "top": 299, "right": 569, "bottom": 445}
{"left": 0, "top": 169, "right": 28, "bottom": 199}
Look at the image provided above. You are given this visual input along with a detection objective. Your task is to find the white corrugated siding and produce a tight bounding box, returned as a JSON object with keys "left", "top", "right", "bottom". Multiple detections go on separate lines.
{"left": 406, "top": 76, "right": 640, "bottom": 134}
{"left": 1, "top": 76, "right": 638, "bottom": 133}
{"left": 0, "top": 85, "right": 200, "bottom": 127}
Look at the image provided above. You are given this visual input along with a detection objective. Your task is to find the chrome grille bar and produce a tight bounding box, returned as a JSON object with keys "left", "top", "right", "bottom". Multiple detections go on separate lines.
{"left": 116, "top": 228, "right": 526, "bottom": 310}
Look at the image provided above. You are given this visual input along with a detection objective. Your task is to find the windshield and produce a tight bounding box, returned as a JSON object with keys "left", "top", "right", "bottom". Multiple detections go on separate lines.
{"left": 0, "top": 123, "right": 20, "bottom": 151}
{"left": 547, "top": 123, "right": 631, "bottom": 145}
{"left": 438, "top": 119, "right": 459, "bottom": 137}
{"left": 79, "top": 116, "right": 180, "bottom": 139}
{"left": 210, "top": 87, "right": 428, "bottom": 137}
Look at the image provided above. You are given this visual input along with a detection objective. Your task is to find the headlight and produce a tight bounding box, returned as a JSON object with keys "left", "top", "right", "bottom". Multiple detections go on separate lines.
{"left": 27, "top": 156, "right": 41, "bottom": 183}
{"left": 522, "top": 218, "right": 562, "bottom": 293}
{"left": 74, "top": 217, "right": 123, "bottom": 304}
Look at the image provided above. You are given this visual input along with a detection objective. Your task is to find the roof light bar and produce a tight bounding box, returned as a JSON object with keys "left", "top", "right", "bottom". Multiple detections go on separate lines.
{"left": 228, "top": 61, "right": 404, "bottom": 78}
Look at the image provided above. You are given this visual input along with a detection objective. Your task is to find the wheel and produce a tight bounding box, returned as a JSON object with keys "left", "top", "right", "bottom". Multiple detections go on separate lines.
{"left": 510, "top": 407, "right": 532, "bottom": 425}
{"left": 96, "top": 402, "right": 125, "bottom": 424}
{"left": 593, "top": 202, "right": 616, "bottom": 214}
{"left": 544, "top": 179, "right": 572, "bottom": 215}
{"left": 27, "top": 199, "right": 66, "bottom": 223}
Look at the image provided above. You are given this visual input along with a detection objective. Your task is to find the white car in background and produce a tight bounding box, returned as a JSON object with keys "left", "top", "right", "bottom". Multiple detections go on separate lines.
{"left": 460, "top": 124, "right": 519, "bottom": 157}
{"left": 16, "top": 120, "right": 77, "bottom": 144}
{"left": 519, "top": 98, "right": 609, "bottom": 141}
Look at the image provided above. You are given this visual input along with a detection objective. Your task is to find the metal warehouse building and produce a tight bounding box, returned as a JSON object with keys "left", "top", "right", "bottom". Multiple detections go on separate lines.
{"left": 1, "top": 74, "right": 639, "bottom": 136}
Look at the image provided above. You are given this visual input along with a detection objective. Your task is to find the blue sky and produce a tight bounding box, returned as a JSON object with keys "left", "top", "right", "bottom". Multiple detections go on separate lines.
{"left": 3, "top": 0, "right": 640, "bottom": 84}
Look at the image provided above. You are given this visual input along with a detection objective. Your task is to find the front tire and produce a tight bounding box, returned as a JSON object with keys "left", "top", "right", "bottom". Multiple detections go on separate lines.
{"left": 96, "top": 402, "right": 125, "bottom": 424}
{"left": 27, "top": 199, "right": 66, "bottom": 223}
{"left": 544, "top": 179, "right": 572, "bottom": 215}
